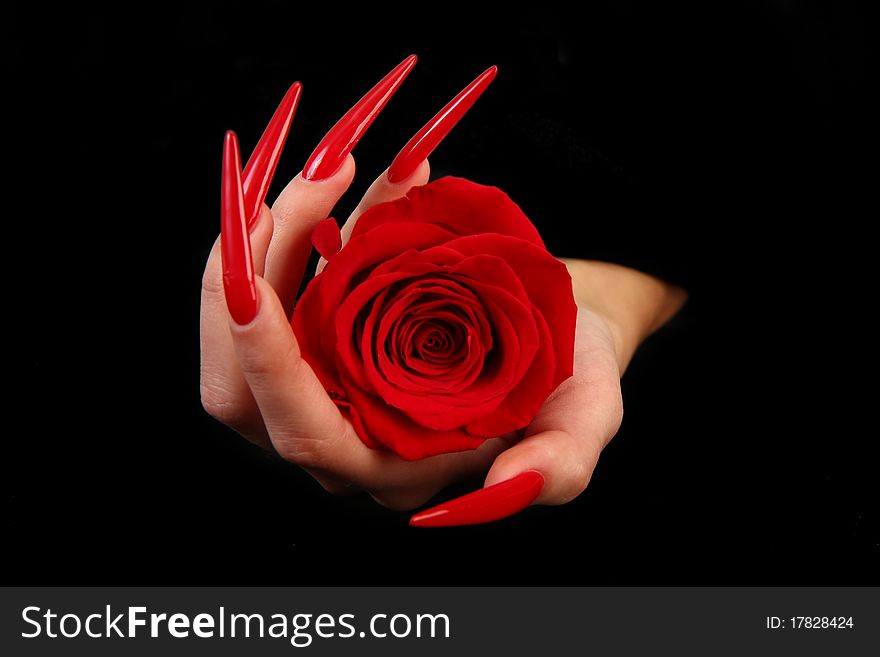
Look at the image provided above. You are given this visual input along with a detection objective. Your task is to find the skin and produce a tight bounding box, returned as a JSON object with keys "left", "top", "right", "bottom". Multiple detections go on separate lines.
{"left": 200, "top": 156, "right": 687, "bottom": 510}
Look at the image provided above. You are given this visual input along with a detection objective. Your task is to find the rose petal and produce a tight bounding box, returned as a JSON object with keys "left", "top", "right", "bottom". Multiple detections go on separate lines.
{"left": 341, "top": 370, "right": 488, "bottom": 460}
{"left": 466, "top": 304, "right": 556, "bottom": 436}
{"left": 331, "top": 247, "right": 543, "bottom": 431}
{"left": 374, "top": 282, "right": 490, "bottom": 392}
{"left": 332, "top": 272, "right": 486, "bottom": 394}
{"left": 310, "top": 217, "right": 342, "bottom": 261}
{"left": 333, "top": 272, "right": 410, "bottom": 393}
{"left": 441, "top": 234, "right": 577, "bottom": 386}
{"left": 308, "top": 223, "right": 458, "bottom": 374}
{"left": 352, "top": 177, "right": 545, "bottom": 248}
{"left": 363, "top": 286, "right": 506, "bottom": 420}
{"left": 390, "top": 291, "right": 537, "bottom": 430}
{"left": 291, "top": 273, "right": 345, "bottom": 395}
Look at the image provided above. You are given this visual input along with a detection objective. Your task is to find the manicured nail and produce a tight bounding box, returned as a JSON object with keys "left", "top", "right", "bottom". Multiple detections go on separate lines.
{"left": 242, "top": 81, "right": 302, "bottom": 229}
{"left": 311, "top": 217, "right": 342, "bottom": 262}
{"left": 388, "top": 65, "right": 497, "bottom": 184}
{"left": 221, "top": 131, "right": 258, "bottom": 325}
{"left": 303, "top": 55, "right": 417, "bottom": 181}
{"left": 409, "top": 471, "right": 544, "bottom": 528}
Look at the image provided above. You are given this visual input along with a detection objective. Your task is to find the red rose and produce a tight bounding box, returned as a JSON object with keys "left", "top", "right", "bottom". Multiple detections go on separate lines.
{"left": 292, "top": 177, "right": 577, "bottom": 460}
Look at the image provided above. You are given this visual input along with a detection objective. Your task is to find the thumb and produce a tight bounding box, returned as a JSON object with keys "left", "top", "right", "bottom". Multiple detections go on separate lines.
{"left": 483, "top": 429, "right": 603, "bottom": 505}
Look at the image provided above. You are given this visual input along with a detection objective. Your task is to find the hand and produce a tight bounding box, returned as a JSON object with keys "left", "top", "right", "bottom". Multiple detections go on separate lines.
{"left": 201, "top": 57, "right": 687, "bottom": 524}
{"left": 409, "top": 260, "right": 687, "bottom": 526}
{"left": 201, "top": 58, "right": 507, "bottom": 509}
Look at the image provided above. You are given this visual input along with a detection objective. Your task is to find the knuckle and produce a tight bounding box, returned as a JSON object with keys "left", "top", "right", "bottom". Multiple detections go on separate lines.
{"left": 271, "top": 194, "right": 319, "bottom": 229}
{"left": 201, "top": 270, "right": 224, "bottom": 300}
{"left": 544, "top": 432, "right": 596, "bottom": 505}
{"left": 200, "top": 247, "right": 224, "bottom": 300}
{"left": 570, "top": 424, "right": 602, "bottom": 465}
{"left": 276, "top": 437, "right": 328, "bottom": 470}
{"left": 567, "top": 453, "right": 595, "bottom": 497}
{"left": 200, "top": 384, "right": 248, "bottom": 427}
{"left": 555, "top": 475, "right": 588, "bottom": 505}
{"left": 269, "top": 206, "right": 294, "bottom": 229}
{"left": 237, "top": 338, "right": 301, "bottom": 384}
{"left": 549, "top": 430, "right": 598, "bottom": 504}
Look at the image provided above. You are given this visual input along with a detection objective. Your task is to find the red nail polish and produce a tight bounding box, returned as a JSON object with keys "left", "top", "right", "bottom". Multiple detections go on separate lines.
{"left": 409, "top": 471, "right": 544, "bottom": 528}
{"left": 221, "top": 131, "right": 258, "bottom": 325}
{"left": 303, "top": 55, "right": 417, "bottom": 181}
{"left": 242, "top": 81, "right": 302, "bottom": 229}
{"left": 388, "top": 65, "right": 497, "bottom": 184}
{"left": 311, "top": 217, "right": 342, "bottom": 262}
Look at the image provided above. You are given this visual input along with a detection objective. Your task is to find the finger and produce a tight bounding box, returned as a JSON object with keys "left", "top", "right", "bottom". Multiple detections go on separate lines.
{"left": 200, "top": 85, "right": 301, "bottom": 441}
{"left": 222, "top": 134, "right": 351, "bottom": 457}
{"left": 199, "top": 210, "right": 273, "bottom": 443}
{"left": 266, "top": 55, "right": 417, "bottom": 313}
{"left": 201, "top": 128, "right": 283, "bottom": 445}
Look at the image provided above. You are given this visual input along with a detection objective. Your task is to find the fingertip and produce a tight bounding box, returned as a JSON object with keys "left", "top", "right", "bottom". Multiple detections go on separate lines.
{"left": 311, "top": 217, "right": 342, "bottom": 261}
{"left": 385, "top": 158, "right": 430, "bottom": 188}
{"left": 338, "top": 159, "right": 429, "bottom": 250}
{"left": 271, "top": 154, "right": 355, "bottom": 232}
{"left": 484, "top": 430, "right": 596, "bottom": 505}
{"left": 227, "top": 276, "right": 280, "bottom": 333}
{"left": 297, "top": 152, "right": 357, "bottom": 186}
{"left": 248, "top": 205, "right": 275, "bottom": 260}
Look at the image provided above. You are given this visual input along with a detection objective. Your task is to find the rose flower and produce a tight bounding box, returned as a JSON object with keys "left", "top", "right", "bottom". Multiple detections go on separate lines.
{"left": 293, "top": 177, "right": 577, "bottom": 460}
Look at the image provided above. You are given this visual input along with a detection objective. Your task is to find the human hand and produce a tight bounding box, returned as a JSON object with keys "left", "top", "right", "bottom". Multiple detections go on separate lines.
{"left": 201, "top": 57, "right": 687, "bottom": 524}
{"left": 409, "top": 261, "right": 687, "bottom": 526}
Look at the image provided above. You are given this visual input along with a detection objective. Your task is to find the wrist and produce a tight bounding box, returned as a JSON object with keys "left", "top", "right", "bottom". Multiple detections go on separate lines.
{"left": 559, "top": 259, "right": 688, "bottom": 373}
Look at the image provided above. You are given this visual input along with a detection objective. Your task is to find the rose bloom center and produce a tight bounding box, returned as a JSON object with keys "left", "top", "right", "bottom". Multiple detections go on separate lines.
{"left": 367, "top": 279, "right": 496, "bottom": 392}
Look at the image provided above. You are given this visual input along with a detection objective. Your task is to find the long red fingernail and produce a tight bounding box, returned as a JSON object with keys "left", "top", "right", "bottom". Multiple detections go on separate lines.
{"left": 388, "top": 65, "right": 497, "bottom": 184}
{"left": 221, "top": 131, "right": 258, "bottom": 325}
{"left": 409, "top": 471, "right": 544, "bottom": 528}
{"left": 303, "top": 55, "right": 417, "bottom": 181}
{"left": 242, "top": 81, "right": 302, "bottom": 229}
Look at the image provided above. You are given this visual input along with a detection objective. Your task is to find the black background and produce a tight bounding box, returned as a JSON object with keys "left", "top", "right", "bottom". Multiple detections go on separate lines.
{"left": 7, "top": 2, "right": 877, "bottom": 583}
